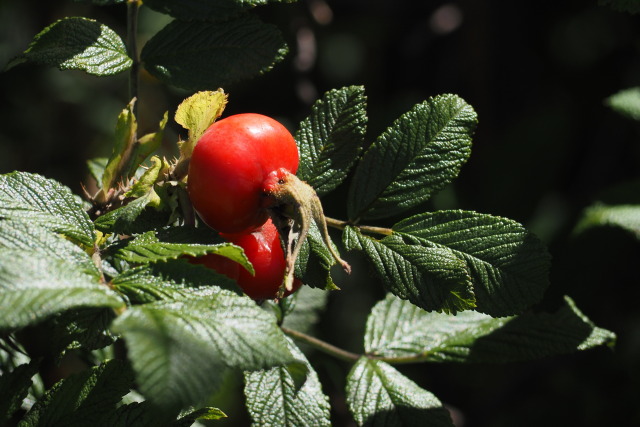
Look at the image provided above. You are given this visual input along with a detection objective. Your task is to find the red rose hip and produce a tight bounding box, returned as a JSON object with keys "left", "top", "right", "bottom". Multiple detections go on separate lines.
{"left": 187, "top": 113, "right": 299, "bottom": 234}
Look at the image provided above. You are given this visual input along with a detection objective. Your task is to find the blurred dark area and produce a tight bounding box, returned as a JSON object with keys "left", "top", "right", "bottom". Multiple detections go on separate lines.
{"left": 2, "top": 0, "right": 640, "bottom": 426}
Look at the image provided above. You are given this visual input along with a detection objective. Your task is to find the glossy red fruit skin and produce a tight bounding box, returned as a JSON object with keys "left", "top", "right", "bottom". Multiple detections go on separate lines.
{"left": 188, "top": 113, "right": 299, "bottom": 234}
{"left": 191, "top": 219, "right": 302, "bottom": 300}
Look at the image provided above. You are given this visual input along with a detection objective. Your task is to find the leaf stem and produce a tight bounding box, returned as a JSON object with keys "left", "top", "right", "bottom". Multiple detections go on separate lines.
{"left": 127, "top": 0, "right": 141, "bottom": 114}
{"left": 325, "top": 217, "right": 393, "bottom": 236}
{"left": 280, "top": 326, "right": 361, "bottom": 362}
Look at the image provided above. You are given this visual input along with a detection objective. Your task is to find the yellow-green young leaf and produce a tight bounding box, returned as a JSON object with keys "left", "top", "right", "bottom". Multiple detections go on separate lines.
{"left": 175, "top": 90, "right": 227, "bottom": 159}
{"left": 364, "top": 294, "right": 615, "bottom": 364}
{"left": 125, "top": 156, "right": 165, "bottom": 201}
{"left": 131, "top": 112, "right": 168, "bottom": 174}
{"left": 346, "top": 358, "right": 453, "bottom": 427}
{"left": 102, "top": 100, "right": 138, "bottom": 195}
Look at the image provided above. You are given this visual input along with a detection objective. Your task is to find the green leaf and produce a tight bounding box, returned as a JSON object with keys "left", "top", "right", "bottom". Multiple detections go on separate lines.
{"left": 0, "top": 250, "right": 123, "bottom": 331}
{"left": 393, "top": 210, "right": 551, "bottom": 316}
{"left": 87, "top": 157, "right": 108, "bottom": 185}
{"left": 0, "top": 172, "right": 95, "bottom": 246}
{"left": 599, "top": 0, "right": 640, "bottom": 14}
{"left": 177, "top": 406, "right": 227, "bottom": 423}
{"left": 94, "top": 193, "right": 170, "bottom": 235}
{"left": 111, "top": 291, "right": 306, "bottom": 411}
{"left": 346, "top": 357, "right": 453, "bottom": 427}
{"left": 365, "top": 294, "right": 615, "bottom": 363}
{"left": 141, "top": 16, "right": 288, "bottom": 91}
{"left": 101, "top": 100, "right": 138, "bottom": 194}
{"left": 0, "top": 220, "right": 97, "bottom": 274}
{"left": 48, "top": 308, "right": 117, "bottom": 356}
{"left": 20, "top": 360, "right": 134, "bottom": 426}
{"left": 347, "top": 94, "right": 477, "bottom": 221}
{"left": 114, "top": 227, "right": 254, "bottom": 274}
{"left": 174, "top": 90, "right": 227, "bottom": 160}
{"left": 605, "top": 87, "right": 640, "bottom": 120}
{"left": 244, "top": 337, "right": 331, "bottom": 427}
{"left": 112, "top": 259, "right": 241, "bottom": 304}
{"left": 575, "top": 203, "right": 640, "bottom": 238}
{"left": 129, "top": 114, "right": 168, "bottom": 178}
{"left": 296, "top": 221, "right": 341, "bottom": 290}
{"left": 281, "top": 286, "right": 329, "bottom": 334}
{"left": 143, "top": 0, "right": 297, "bottom": 22}
{"left": 0, "top": 362, "right": 39, "bottom": 423}
{"left": 296, "top": 86, "right": 367, "bottom": 196}
{"left": 343, "top": 227, "right": 475, "bottom": 314}
{"left": 11, "top": 17, "right": 131, "bottom": 76}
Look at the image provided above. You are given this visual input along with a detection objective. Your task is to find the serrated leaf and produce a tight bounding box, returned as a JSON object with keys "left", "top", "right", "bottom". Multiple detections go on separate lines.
{"left": 49, "top": 308, "right": 116, "bottom": 356}
{"left": 112, "top": 259, "right": 241, "bottom": 304}
{"left": 0, "top": 172, "right": 95, "bottom": 246}
{"left": 343, "top": 227, "right": 474, "bottom": 314}
{"left": 144, "top": 0, "right": 297, "bottom": 22}
{"left": 346, "top": 357, "right": 453, "bottom": 427}
{"left": 175, "top": 90, "right": 227, "bottom": 160}
{"left": 0, "top": 361, "right": 39, "bottom": 423}
{"left": 141, "top": 16, "right": 288, "bottom": 91}
{"left": 393, "top": 210, "right": 551, "bottom": 317}
{"left": 296, "top": 86, "right": 367, "bottom": 196}
{"left": 101, "top": 100, "right": 138, "bottom": 194}
{"left": 605, "top": 87, "right": 640, "bottom": 120}
{"left": 178, "top": 406, "right": 227, "bottom": 423}
{"left": 125, "top": 156, "right": 164, "bottom": 199}
{"left": 599, "top": 0, "right": 640, "bottom": 14}
{"left": 114, "top": 228, "right": 254, "bottom": 274}
{"left": 20, "top": 360, "right": 134, "bottom": 426}
{"left": 111, "top": 291, "right": 306, "bottom": 411}
{"left": 12, "top": 17, "right": 131, "bottom": 76}
{"left": 296, "top": 220, "right": 340, "bottom": 290}
{"left": 575, "top": 203, "right": 640, "bottom": 238}
{"left": 132, "top": 113, "right": 168, "bottom": 175}
{"left": 0, "top": 220, "right": 97, "bottom": 274}
{"left": 244, "top": 337, "right": 331, "bottom": 427}
{"left": 365, "top": 294, "right": 615, "bottom": 363}
{"left": 94, "top": 192, "right": 170, "bottom": 235}
{"left": 0, "top": 250, "right": 123, "bottom": 331}
{"left": 348, "top": 94, "right": 477, "bottom": 221}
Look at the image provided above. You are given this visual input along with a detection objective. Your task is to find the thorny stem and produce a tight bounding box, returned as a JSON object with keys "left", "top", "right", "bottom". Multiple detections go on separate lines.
{"left": 127, "top": 0, "right": 141, "bottom": 115}
{"left": 325, "top": 217, "right": 393, "bottom": 236}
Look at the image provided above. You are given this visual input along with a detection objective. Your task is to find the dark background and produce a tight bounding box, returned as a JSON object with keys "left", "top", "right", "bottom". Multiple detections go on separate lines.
{"left": 2, "top": 1, "right": 640, "bottom": 426}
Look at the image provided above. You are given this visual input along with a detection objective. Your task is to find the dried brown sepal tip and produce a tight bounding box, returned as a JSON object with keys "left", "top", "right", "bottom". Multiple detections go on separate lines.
{"left": 262, "top": 168, "right": 351, "bottom": 298}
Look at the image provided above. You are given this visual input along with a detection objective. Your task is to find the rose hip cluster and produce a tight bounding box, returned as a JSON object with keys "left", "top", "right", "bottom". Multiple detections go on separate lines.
{"left": 187, "top": 113, "right": 302, "bottom": 300}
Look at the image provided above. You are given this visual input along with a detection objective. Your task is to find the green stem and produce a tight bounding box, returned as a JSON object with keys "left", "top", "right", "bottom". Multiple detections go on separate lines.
{"left": 127, "top": 0, "right": 141, "bottom": 114}
{"left": 280, "top": 326, "right": 361, "bottom": 362}
{"left": 325, "top": 217, "right": 393, "bottom": 236}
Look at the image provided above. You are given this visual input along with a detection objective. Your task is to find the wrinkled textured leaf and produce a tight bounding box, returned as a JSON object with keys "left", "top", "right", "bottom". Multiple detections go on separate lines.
{"left": 0, "top": 361, "right": 39, "bottom": 423}
{"left": 244, "top": 337, "right": 331, "bottom": 426}
{"left": 296, "top": 86, "right": 367, "bottom": 196}
{"left": 348, "top": 94, "right": 477, "bottom": 220}
{"left": 295, "top": 221, "right": 340, "bottom": 290}
{"left": 48, "top": 308, "right": 116, "bottom": 356}
{"left": 175, "top": 89, "right": 227, "bottom": 159}
{"left": 20, "top": 360, "right": 133, "bottom": 426}
{"left": 0, "top": 250, "right": 123, "bottom": 331}
{"left": 0, "top": 220, "right": 96, "bottom": 274}
{"left": 111, "top": 291, "right": 305, "bottom": 411}
{"left": 112, "top": 259, "right": 241, "bottom": 304}
{"left": 599, "top": 0, "right": 640, "bottom": 14}
{"left": 346, "top": 357, "right": 453, "bottom": 427}
{"left": 365, "top": 294, "right": 615, "bottom": 363}
{"left": 141, "top": 16, "right": 288, "bottom": 90}
{"left": 575, "top": 203, "right": 640, "bottom": 239}
{"left": 0, "top": 172, "right": 94, "bottom": 246}
{"left": 393, "top": 210, "right": 551, "bottom": 316}
{"left": 114, "top": 228, "right": 253, "bottom": 274}
{"left": 14, "top": 17, "right": 131, "bottom": 76}
{"left": 344, "top": 227, "right": 475, "bottom": 314}
{"left": 144, "top": 0, "right": 296, "bottom": 22}
{"left": 94, "top": 193, "right": 170, "bottom": 235}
